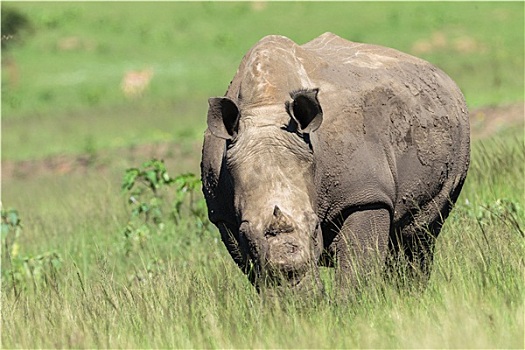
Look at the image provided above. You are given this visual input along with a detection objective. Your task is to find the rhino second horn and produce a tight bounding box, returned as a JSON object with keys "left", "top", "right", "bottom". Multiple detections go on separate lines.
{"left": 273, "top": 205, "right": 282, "bottom": 218}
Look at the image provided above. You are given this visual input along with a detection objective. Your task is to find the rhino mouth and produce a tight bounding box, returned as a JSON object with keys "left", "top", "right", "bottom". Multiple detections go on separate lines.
{"left": 240, "top": 232, "right": 320, "bottom": 293}
{"left": 265, "top": 234, "right": 311, "bottom": 277}
{"left": 258, "top": 263, "right": 324, "bottom": 297}
{"left": 255, "top": 232, "right": 322, "bottom": 294}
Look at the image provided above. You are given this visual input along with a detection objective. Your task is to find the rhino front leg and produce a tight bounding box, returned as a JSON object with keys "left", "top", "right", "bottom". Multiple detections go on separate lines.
{"left": 333, "top": 208, "right": 391, "bottom": 291}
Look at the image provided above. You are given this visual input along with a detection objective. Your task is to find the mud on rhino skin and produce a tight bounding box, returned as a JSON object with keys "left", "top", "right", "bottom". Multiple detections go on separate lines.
{"left": 201, "top": 32, "right": 470, "bottom": 295}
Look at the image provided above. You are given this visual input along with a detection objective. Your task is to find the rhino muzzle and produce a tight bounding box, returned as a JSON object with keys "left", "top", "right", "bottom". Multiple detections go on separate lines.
{"left": 241, "top": 205, "right": 321, "bottom": 289}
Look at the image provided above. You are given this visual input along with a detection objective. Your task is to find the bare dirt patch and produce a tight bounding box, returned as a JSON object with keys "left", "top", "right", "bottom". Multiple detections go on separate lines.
{"left": 469, "top": 103, "right": 524, "bottom": 139}
{"left": 2, "top": 140, "right": 202, "bottom": 183}
{"left": 1, "top": 103, "right": 523, "bottom": 183}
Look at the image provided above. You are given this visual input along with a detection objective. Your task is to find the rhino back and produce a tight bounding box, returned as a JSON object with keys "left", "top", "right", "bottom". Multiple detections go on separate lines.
{"left": 299, "top": 33, "right": 470, "bottom": 225}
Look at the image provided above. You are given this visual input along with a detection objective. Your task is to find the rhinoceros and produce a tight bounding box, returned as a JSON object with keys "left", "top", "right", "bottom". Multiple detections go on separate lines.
{"left": 201, "top": 32, "right": 470, "bottom": 294}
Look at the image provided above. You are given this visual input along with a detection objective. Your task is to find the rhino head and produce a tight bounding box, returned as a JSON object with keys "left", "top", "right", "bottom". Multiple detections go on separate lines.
{"left": 207, "top": 88, "right": 324, "bottom": 294}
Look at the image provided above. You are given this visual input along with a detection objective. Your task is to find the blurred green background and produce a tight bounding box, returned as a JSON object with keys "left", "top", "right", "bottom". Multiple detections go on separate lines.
{"left": 2, "top": 2, "right": 524, "bottom": 161}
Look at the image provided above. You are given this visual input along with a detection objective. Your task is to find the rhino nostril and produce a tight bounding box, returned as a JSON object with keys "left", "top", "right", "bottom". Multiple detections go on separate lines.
{"left": 265, "top": 229, "right": 277, "bottom": 237}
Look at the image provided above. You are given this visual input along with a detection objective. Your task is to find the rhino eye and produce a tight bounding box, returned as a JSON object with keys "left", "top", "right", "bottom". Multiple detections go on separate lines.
{"left": 281, "top": 121, "right": 312, "bottom": 149}
{"left": 283, "top": 114, "right": 299, "bottom": 133}
{"left": 301, "top": 133, "right": 312, "bottom": 147}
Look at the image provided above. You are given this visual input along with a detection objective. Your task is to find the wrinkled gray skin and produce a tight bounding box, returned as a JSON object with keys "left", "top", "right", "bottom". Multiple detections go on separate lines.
{"left": 201, "top": 33, "right": 470, "bottom": 295}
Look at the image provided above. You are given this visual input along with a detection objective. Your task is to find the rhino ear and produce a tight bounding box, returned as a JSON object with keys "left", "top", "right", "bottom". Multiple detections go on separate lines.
{"left": 289, "top": 88, "right": 323, "bottom": 133}
{"left": 207, "top": 97, "right": 240, "bottom": 139}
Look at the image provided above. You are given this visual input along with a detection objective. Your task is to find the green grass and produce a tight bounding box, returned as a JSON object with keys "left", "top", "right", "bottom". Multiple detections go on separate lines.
{"left": 2, "top": 128, "right": 523, "bottom": 348}
{"left": 2, "top": 2, "right": 524, "bottom": 160}
{"left": 2, "top": 2, "right": 524, "bottom": 348}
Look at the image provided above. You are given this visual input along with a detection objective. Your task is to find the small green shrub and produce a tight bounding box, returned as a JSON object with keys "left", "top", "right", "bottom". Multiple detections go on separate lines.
{"left": 121, "top": 159, "right": 210, "bottom": 255}
{"left": 1, "top": 208, "right": 62, "bottom": 295}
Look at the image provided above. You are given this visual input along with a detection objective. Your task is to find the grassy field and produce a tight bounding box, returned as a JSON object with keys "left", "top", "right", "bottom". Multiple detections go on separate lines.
{"left": 1, "top": 129, "right": 523, "bottom": 348}
{"left": 2, "top": 2, "right": 524, "bottom": 349}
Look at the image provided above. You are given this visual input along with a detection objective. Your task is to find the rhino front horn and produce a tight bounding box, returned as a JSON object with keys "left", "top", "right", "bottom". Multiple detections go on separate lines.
{"left": 267, "top": 206, "right": 294, "bottom": 236}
